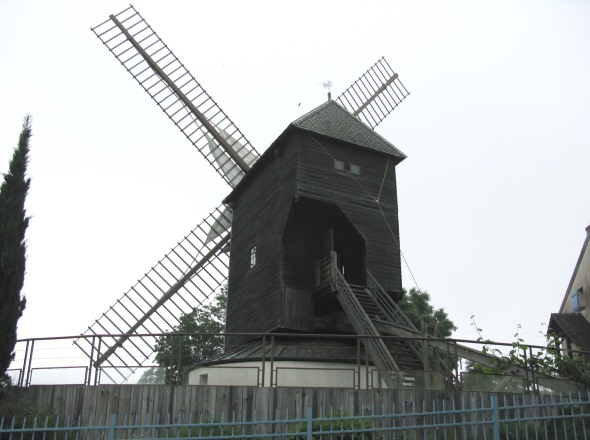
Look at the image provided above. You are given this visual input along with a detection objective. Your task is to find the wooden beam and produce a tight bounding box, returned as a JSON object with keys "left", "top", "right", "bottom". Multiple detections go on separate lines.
{"left": 109, "top": 14, "right": 251, "bottom": 173}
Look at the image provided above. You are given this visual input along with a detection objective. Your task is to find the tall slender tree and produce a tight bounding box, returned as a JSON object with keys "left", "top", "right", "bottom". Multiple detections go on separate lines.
{"left": 0, "top": 115, "right": 31, "bottom": 385}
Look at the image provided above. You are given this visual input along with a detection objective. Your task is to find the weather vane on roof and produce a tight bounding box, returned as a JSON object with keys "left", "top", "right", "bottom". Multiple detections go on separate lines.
{"left": 320, "top": 80, "right": 333, "bottom": 101}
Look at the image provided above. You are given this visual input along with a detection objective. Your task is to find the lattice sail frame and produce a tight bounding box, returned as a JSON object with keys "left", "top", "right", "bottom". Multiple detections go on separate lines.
{"left": 336, "top": 57, "right": 410, "bottom": 129}
{"left": 83, "top": 5, "right": 411, "bottom": 382}
{"left": 91, "top": 5, "right": 259, "bottom": 188}
{"left": 75, "top": 205, "right": 231, "bottom": 383}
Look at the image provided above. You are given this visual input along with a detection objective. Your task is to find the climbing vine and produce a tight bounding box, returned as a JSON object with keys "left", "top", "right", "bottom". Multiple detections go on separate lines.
{"left": 468, "top": 316, "right": 590, "bottom": 387}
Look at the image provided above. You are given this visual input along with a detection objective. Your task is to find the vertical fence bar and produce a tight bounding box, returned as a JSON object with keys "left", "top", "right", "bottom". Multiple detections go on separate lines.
{"left": 356, "top": 338, "right": 361, "bottom": 390}
{"left": 169, "top": 334, "right": 175, "bottom": 384}
{"left": 86, "top": 336, "right": 96, "bottom": 386}
{"left": 454, "top": 340, "right": 459, "bottom": 389}
{"left": 528, "top": 346, "right": 537, "bottom": 393}
{"left": 93, "top": 336, "right": 102, "bottom": 385}
{"left": 19, "top": 340, "right": 29, "bottom": 387}
{"left": 177, "top": 335, "right": 183, "bottom": 383}
{"left": 365, "top": 339, "right": 370, "bottom": 389}
{"left": 261, "top": 335, "right": 266, "bottom": 387}
{"left": 491, "top": 395, "right": 500, "bottom": 440}
{"left": 108, "top": 414, "right": 117, "bottom": 440}
{"left": 306, "top": 407, "right": 313, "bottom": 440}
{"left": 25, "top": 339, "right": 35, "bottom": 386}
{"left": 270, "top": 335, "right": 275, "bottom": 387}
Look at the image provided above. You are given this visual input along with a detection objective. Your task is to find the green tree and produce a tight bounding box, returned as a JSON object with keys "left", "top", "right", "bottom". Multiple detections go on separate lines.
{"left": 398, "top": 288, "right": 457, "bottom": 337}
{"left": 139, "top": 287, "right": 227, "bottom": 384}
{"left": 0, "top": 116, "right": 31, "bottom": 388}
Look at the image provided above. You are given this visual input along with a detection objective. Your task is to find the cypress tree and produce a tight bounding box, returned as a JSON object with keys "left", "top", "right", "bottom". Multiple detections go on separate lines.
{"left": 0, "top": 115, "right": 31, "bottom": 385}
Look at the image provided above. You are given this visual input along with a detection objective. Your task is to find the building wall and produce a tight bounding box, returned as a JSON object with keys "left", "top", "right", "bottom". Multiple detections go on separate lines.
{"left": 295, "top": 132, "right": 402, "bottom": 295}
{"left": 225, "top": 140, "right": 298, "bottom": 342}
{"left": 560, "top": 227, "right": 590, "bottom": 318}
{"left": 189, "top": 360, "right": 388, "bottom": 389}
{"left": 226, "top": 128, "right": 403, "bottom": 344}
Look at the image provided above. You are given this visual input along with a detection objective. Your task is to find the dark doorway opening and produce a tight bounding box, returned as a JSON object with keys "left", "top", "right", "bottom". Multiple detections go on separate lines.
{"left": 283, "top": 197, "right": 366, "bottom": 289}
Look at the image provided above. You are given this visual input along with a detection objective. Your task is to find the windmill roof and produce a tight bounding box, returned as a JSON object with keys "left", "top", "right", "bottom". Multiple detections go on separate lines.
{"left": 292, "top": 100, "right": 406, "bottom": 159}
{"left": 224, "top": 100, "right": 405, "bottom": 203}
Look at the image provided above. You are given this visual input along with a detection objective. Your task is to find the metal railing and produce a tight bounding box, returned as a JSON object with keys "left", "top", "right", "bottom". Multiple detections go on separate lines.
{"left": 7, "top": 331, "right": 590, "bottom": 393}
{"left": 2, "top": 393, "right": 590, "bottom": 440}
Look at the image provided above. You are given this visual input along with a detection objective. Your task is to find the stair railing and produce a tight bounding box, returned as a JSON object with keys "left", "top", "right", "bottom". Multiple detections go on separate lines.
{"left": 366, "top": 272, "right": 419, "bottom": 332}
{"left": 329, "top": 253, "right": 400, "bottom": 388}
{"left": 366, "top": 273, "right": 456, "bottom": 379}
{"left": 315, "top": 254, "right": 333, "bottom": 288}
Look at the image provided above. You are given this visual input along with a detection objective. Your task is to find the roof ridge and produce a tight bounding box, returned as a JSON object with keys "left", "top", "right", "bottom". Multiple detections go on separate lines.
{"left": 291, "top": 100, "right": 406, "bottom": 159}
{"left": 291, "top": 99, "right": 335, "bottom": 125}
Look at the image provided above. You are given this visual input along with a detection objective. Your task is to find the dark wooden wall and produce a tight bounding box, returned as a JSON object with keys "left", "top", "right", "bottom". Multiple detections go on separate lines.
{"left": 225, "top": 139, "right": 298, "bottom": 344}
{"left": 225, "top": 128, "right": 403, "bottom": 345}
{"left": 295, "top": 131, "right": 402, "bottom": 296}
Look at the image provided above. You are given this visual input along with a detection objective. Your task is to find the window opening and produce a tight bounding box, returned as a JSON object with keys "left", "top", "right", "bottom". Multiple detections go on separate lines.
{"left": 334, "top": 158, "right": 361, "bottom": 175}
{"left": 250, "top": 246, "right": 257, "bottom": 268}
{"left": 572, "top": 287, "right": 584, "bottom": 312}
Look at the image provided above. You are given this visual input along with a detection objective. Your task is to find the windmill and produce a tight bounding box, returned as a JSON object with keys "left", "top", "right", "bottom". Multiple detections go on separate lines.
{"left": 77, "top": 5, "right": 415, "bottom": 385}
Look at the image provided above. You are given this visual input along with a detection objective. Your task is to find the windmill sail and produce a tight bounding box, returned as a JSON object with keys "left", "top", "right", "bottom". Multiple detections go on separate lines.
{"left": 85, "top": 6, "right": 413, "bottom": 381}
{"left": 336, "top": 57, "right": 410, "bottom": 129}
{"left": 74, "top": 205, "right": 231, "bottom": 383}
{"left": 91, "top": 5, "right": 260, "bottom": 187}
{"left": 206, "top": 124, "right": 258, "bottom": 189}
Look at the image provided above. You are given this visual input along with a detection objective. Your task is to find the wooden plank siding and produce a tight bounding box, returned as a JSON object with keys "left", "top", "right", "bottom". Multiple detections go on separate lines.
{"left": 224, "top": 126, "right": 403, "bottom": 346}
{"left": 1, "top": 384, "right": 537, "bottom": 423}
{"left": 225, "top": 142, "right": 298, "bottom": 346}
{"left": 295, "top": 131, "right": 402, "bottom": 296}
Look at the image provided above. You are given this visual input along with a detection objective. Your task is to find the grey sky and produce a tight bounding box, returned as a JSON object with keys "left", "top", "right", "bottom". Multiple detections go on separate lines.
{"left": 1, "top": 0, "right": 589, "bottom": 350}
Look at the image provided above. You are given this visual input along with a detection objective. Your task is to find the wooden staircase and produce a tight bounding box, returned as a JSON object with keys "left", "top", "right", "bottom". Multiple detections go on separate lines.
{"left": 349, "top": 285, "right": 423, "bottom": 371}
{"left": 331, "top": 269, "right": 405, "bottom": 387}
{"left": 318, "top": 251, "right": 453, "bottom": 387}
{"left": 319, "top": 252, "right": 557, "bottom": 390}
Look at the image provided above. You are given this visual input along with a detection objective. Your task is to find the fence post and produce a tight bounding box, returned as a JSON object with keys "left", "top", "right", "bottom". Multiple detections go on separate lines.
{"left": 108, "top": 413, "right": 117, "bottom": 440}
{"left": 306, "top": 407, "right": 313, "bottom": 440}
{"left": 270, "top": 335, "right": 275, "bottom": 387}
{"left": 94, "top": 336, "right": 103, "bottom": 385}
{"left": 491, "top": 395, "right": 500, "bottom": 440}
{"left": 87, "top": 336, "right": 95, "bottom": 386}
{"left": 25, "top": 339, "right": 35, "bottom": 386}
{"left": 528, "top": 346, "right": 537, "bottom": 392}
{"left": 19, "top": 340, "right": 29, "bottom": 387}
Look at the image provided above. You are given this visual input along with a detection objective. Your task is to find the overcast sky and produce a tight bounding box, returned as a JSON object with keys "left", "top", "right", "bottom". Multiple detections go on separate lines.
{"left": 1, "top": 0, "right": 589, "bottom": 353}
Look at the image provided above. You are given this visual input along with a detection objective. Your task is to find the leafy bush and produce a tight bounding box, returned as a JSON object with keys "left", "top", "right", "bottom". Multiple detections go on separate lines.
{"left": 289, "top": 410, "right": 373, "bottom": 440}
{"left": 0, "top": 394, "right": 59, "bottom": 440}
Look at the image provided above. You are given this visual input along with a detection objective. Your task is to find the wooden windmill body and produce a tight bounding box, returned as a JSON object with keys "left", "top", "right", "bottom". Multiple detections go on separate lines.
{"left": 81, "top": 5, "right": 439, "bottom": 388}
{"left": 224, "top": 101, "right": 405, "bottom": 340}
{"left": 182, "top": 101, "right": 414, "bottom": 387}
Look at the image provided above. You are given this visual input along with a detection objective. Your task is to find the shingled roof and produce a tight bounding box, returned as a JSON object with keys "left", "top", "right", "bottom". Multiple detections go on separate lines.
{"left": 549, "top": 313, "right": 590, "bottom": 353}
{"left": 292, "top": 100, "right": 406, "bottom": 159}
{"left": 225, "top": 100, "right": 405, "bottom": 203}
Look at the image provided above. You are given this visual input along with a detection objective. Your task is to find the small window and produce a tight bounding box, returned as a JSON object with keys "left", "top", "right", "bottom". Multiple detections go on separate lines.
{"left": 349, "top": 163, "right": 361, "bottom": 175}
{"left": 250, "top": 246, "right": 257, "bottom": 268}
{"left": 572, "top": 288, "right": 584, "bottom": 312}
{"left": 334, "top": 159, "right": 345, "bottom": 171}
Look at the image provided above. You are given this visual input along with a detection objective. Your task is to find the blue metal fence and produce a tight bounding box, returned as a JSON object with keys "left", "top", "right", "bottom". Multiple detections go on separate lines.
{"left": 2, "top": 392, "right": 590, "bottom": 440}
